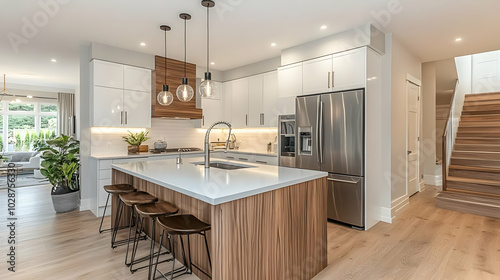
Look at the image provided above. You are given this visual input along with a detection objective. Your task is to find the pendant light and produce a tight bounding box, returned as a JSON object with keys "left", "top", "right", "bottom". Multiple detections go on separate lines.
{"left": 176, "top": 13, "right": 194, "bottom": 102}
{"left": 157, "top": 25, "right": 174, "bottom": 106}
{"left": 200, "top": 0, "right": 217, "bottom": 98}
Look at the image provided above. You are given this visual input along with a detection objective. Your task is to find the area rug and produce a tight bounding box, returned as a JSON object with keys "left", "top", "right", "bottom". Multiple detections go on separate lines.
{"left": 0, "top": 173, "right": 50, "bottom": 189}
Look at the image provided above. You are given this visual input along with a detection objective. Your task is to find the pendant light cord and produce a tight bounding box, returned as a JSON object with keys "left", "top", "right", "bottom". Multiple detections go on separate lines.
{"left": 207, "top": 6, "right": 210, "bottom": 73}
{"left": 164, "top": 30, "right": 167, "bottom": 85}
{"left": 184, "top": 18, "right": 187, "bottom": 78}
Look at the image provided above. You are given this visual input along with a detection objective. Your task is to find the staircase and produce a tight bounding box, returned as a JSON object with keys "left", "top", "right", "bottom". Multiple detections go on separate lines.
{"left": 436, "top": 92, "right": 500, "bottom": 218}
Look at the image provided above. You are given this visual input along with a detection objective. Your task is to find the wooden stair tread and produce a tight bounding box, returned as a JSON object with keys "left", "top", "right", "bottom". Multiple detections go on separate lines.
{"left": 449, "top": 165, "right": 500, "bottom": 173}
{"left": 447, "top": 176, "right": 500, "bottom": 186}
{"left": 437, "top": 191, "right": 500, "bottom": 207}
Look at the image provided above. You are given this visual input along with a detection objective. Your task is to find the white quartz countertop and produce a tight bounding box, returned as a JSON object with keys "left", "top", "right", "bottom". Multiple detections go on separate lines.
{"left": 91, "top": 150, "right": 277, "bottom": 160}
{"left": 111, "top": 157, "right": 326, "bottom": 205}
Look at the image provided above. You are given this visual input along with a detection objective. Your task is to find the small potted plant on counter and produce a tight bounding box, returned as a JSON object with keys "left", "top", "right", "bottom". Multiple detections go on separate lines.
{"left": 37, "top": 134, "right": 80, "bottom": 213}
{"left": 122, "top": 130, "right": 150, "bottom": 154}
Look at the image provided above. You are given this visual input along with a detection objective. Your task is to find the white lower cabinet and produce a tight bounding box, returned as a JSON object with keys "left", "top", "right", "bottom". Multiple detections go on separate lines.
{"left": 213, "top": 152, "right": 277, "bottom": 165}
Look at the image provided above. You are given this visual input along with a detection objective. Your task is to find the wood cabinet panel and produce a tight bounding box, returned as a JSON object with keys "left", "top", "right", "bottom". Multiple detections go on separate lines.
{"left": 152, "top": 55, "right": 202, "bottom": 119}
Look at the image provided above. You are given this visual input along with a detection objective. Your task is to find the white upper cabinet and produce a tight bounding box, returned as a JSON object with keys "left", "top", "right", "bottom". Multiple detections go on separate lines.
{"left": 123, "top": 90, "right": 151, "bottom": 128}
{"left": 93, "top": 86, "right": 123, "bottom": 127}
{"left": 222, "top": 80, "right": 233, "bottom": 123}
{"left": 93, "top": 60, "right": 124, "bottom": 88}
{"left": 231, "top": 78, "right": 249, "bottom": 127}
{"left": 278, "top": 63, "right": 303, "bottom": 98}
{"left": 262, "top": 71, "right": 278, "bottom": 127}
{"left": 91, "top": 59, "right": 152, "bottom": 128}
{"left": 248, "top": 75, "right": 264, "bottom": 127}
{"left": 124, "top": 66, "right": 151, "bottom": 92}
{"left": 303, "top": 55, "right": 333, "bottom": 95}
{"left": 331, "top": 48, "right": 366, "bottom": 91}
{"left": 201, "top": 98, "right": 221, "bottom": 128}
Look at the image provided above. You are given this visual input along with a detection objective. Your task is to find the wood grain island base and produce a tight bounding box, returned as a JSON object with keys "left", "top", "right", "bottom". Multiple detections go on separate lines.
{"left": 112, "top": 169, "right": 328, "bottom": 280}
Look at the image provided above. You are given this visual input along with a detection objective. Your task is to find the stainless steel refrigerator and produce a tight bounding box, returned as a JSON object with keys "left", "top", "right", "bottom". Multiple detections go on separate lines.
{"left": 295, "top": 89, "right": 365, "bottom": 229}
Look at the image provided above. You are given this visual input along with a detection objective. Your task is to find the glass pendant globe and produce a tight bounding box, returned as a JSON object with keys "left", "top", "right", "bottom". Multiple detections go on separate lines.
{"left": 176, "top": 84, "right": 194, "bottom": 102}
{"left": 200, "top": 79, "right": 217, "bottom": 98}
{"left": 157, "top": 90, "right": 174, "bottom": 106}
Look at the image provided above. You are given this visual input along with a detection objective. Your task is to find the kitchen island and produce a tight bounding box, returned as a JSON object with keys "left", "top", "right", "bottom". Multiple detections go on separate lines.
{"left": 111, "top": 157, "right": 328, "bottom": 280}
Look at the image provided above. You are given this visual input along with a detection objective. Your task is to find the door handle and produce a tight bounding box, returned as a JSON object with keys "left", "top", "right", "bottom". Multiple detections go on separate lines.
{"left": 408, "top": 150, "right": 411, "bottom": 155}
{"left": 318, "top": 101, "right": 324, "bottom": 163}
{"left": 327, "top": 178, "right": 361, "bottom": 184}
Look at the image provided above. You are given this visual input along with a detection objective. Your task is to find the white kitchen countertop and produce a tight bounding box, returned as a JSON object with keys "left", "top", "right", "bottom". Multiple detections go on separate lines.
{"left": 91, "top": 150, "right": 277, "bottom": 160}
{"left": 111, "top": 157, "right": 326, "bottom": 205}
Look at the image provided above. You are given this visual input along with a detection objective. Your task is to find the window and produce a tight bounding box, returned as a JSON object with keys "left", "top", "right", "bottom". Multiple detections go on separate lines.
{"left": 0, "top": 101, "right": 58, "bottom": 152}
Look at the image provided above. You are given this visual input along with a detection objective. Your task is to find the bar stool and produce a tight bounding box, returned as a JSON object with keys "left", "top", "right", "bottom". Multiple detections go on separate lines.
{"left": 153, "top": 215, "right": 212, "bottom": 280}
{"left": 130, "top": 201, "right": 179, "bottom": 280}
{"left": 99, "top": 184, "right": 136, "bottom": 233}
{"left": 112, "top": 191, "right": 157, "bottom": 264}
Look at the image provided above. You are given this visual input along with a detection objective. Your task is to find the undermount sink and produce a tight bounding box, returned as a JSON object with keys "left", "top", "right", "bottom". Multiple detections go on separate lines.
{"left": 193, "top": 161, "right": 254, "bottom": 170}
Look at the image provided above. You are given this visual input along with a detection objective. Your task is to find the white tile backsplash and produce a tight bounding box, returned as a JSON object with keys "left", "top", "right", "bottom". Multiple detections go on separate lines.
{"left": 90, "top": 119, "right": 277, "bottom": 156}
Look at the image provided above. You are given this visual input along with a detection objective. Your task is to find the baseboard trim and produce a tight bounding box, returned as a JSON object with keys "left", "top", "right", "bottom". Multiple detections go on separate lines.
{"left": 391, "top": 195, "right": 410, "bottom": 221}
{"left": 424, "top": 174, "right": 442, "bottom": 186}
{"left": 80, "top": 198, "right": 90, "bottom": 211}
{"left": 420, "top": 180, "right": 427, "bottom": 191}
{"left": 380, "top": 207, "right": 392, "bottom": 223}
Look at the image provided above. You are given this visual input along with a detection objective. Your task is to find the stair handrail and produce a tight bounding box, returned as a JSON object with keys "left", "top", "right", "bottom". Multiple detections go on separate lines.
{"left": 442, "top": 79, "right": 461, "bottom": 190}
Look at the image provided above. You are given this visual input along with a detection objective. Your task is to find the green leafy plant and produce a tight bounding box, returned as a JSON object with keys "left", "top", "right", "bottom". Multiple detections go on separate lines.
{"left": 23, "top": 131, "right": 30, "bottom": 151}
{"left": 122, "top": 130, "right": 150, "bottom": 147}
{"left": 37, "top": 135, "right": 80, "bottom": 191}
{"left": 15, "top": 132, "right": 22, "bottom": 151}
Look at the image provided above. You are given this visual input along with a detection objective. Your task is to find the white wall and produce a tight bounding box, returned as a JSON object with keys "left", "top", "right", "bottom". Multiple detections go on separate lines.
{"left": 421, "top": 62, "right": 437, "bottom": 180}
{"left": 472, "top": 50, "right": 500, "bottom": 94}
{"left": 390, "top": 36, "right": 422, "bottom": 210}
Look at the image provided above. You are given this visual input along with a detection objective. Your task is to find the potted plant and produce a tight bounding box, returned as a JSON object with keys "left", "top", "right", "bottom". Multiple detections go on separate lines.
{"left": 122, "top": 130, "right": 150, "bottom": 154}
{"left": 37, "top": 134, "right": 80, "bottom": 213}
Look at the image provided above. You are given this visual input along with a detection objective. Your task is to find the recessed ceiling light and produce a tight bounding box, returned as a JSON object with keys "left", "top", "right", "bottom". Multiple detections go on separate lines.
{"left": 51, "top": 58, "right": 57, "bottom": 62}
{"left": 320, "top": 25, "right": 327, "bottom": 30}
{"left": 271, "top": 43, "right": 277, "bottom": 47}
{"left": 210, "top": 62, "right": 215, "bottom": 65}
{"left": 27, "top": 95, "right": 33, "bottom": 98}
{"left": 140, "top": 42, "right": 146, "bottom": 46}
{"left": 455, "top": 38, "right": 463, "bottom": 42}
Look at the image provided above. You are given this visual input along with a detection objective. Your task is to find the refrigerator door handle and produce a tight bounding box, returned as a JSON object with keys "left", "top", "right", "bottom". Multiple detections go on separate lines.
{"left": 327, "top": 177, "right": 361, "bottom": 184}
{"left": 318, "top": 101, "right": 324, "bottom": 163}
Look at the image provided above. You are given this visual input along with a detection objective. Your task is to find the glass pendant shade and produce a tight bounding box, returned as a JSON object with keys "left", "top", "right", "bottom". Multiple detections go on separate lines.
{"left": 158, "top": 85, "right": 174, "bottom": 106}
{"left": 200, "top": 72, "right": 217, "bottom": 98}
{"left": 176, "top": 78, "right": 194, "bottom": 102}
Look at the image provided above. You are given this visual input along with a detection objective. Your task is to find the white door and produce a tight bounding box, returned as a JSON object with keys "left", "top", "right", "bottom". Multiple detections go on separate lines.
{"left": 93, "top": 86, "right": 123, "bottom": 127}
{"left": 262, "top": 71, "right": 278, "bottom": 127}
{"left": 231, "top": 78, "right": 249, "bottom": 127}
{"left": 248, "top": 75, "right": 264, "bottom": 127}
{"left": 277, "top": 63, "right": 303, "bottom": 98}
{"left": 407, "top": 81, "right": 420, "bottom": 196}
{"left": 302, "top": 55, "right": 332, "bottom": 95}
{"left": 332, "top": 48, "right": 366, "bottom": 90}
{"left": 123, "top": 90, "right": 151, "bottom": 128}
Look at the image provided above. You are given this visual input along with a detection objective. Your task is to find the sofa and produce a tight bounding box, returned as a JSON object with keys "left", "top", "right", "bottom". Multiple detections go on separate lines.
{"left": 4, "top": 152, "right": 41, "bottom": 170}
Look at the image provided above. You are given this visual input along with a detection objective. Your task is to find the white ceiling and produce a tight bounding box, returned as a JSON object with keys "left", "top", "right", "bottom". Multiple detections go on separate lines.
{"left": 1, "top": 0, "right": 500, "bottom": 90}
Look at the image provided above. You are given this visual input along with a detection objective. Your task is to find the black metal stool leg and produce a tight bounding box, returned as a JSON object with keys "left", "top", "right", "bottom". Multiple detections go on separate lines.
{"left": 153, "top": 229, "right": 165, "bottom": 280}
{"left": 148, "top": 218, "right": 156, "bottom": 280}
{"left": 98, "top": 193, "right": 110, "bottom": 233}
{"left": 203, "top": 232, "right": 212, "bottom": 270}
{"left": 125, "top": 206, "right": 137, "bottom": 266}
{"left": 111, "top": 199, "right": 123, "bottom": 248}
{"left": 129, "top": 215, "right": 144, "bottom": 270}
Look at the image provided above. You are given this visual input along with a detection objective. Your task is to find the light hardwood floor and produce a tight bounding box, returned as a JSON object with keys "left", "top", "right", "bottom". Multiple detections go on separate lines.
{"left": 0, "top": 185, "right": 499, "bottom": 280}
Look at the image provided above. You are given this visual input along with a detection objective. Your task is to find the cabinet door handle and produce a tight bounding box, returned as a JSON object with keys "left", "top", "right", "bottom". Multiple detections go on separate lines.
{"left": 202, "top": 116, "right": 205, "bottom": 126}
{"left": 332, "top": 71, "right": 335, "bottom": 87}
{"left": 246, "top": 114, "right": 248, "bottom": 126}
{"left": 328, "top": 72, "right": 331, "bottom": 88}
{"left": 260, "top": 113, "right": 264, "bottom": 126}
{"left": 239, "top": 157, "right": 249, "bottom": 161}
{"left": 256, "top": 160, "right": 267, "bottom": 164}
{"left": 125, "top": 111, "right": 128, "bottom": 125}
{"left": 120, "top": 111, "right": 123, "bottom": 124}
{"left": 226, "top": 156, "right": 235, "bottom": 159}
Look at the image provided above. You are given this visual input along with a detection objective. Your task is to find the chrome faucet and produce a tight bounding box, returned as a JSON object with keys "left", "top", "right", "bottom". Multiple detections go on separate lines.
{"left": 204, "top": 121, "right": 232, "bottom": 168}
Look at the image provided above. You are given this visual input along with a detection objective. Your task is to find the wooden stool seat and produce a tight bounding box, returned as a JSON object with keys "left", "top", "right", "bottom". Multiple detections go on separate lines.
{"left": 157, "top": 214, "right": 211, "bottom": 235}
{"left": 103, "top": 184, "right": 136, "bottom": 194}
{"left": 120, "top": 191, "right": 158, "bottom": 207}
{"left": 135, "top": 201, "right": 179, "bottom": 217}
